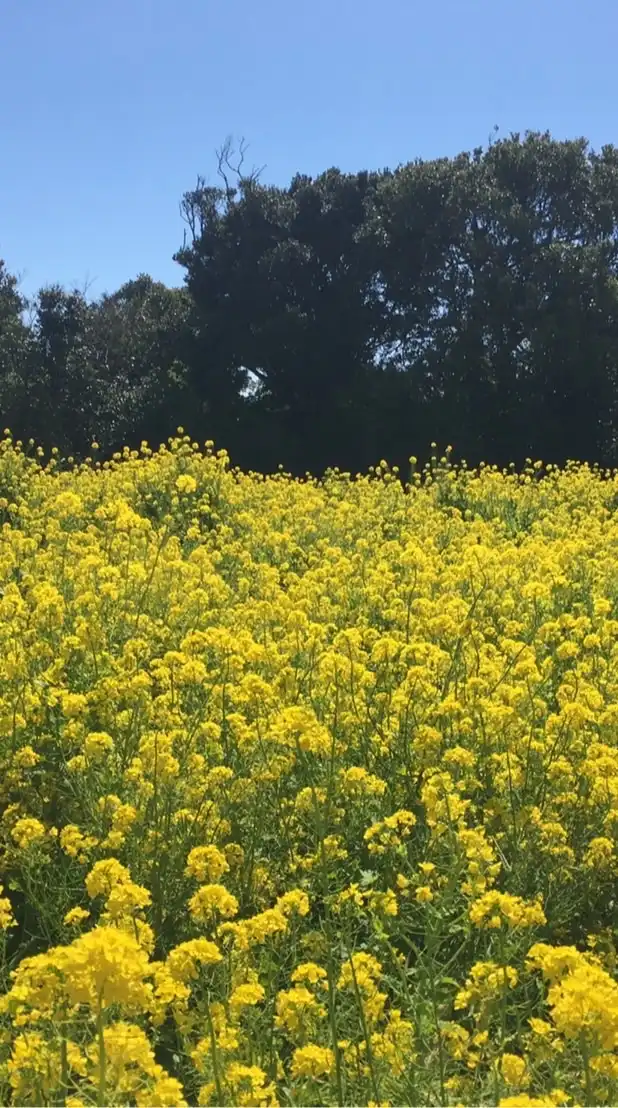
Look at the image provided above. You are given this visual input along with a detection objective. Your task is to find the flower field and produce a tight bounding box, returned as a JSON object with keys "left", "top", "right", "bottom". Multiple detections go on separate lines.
{"left": 0, "top": 433, "right": 617, "bottom": 1107}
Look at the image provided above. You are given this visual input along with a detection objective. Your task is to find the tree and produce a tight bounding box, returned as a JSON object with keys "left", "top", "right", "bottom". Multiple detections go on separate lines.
{"left": 0, "top": 260, "right": 31, "bottom": 433}
{"left": 177, "top": 132, "right": 618, "bottom": 475}
{"left": 6, "top": 131, "right": 618, "bottom": 473}
{"left": 85, "top": 276, "right": 193, "bottom": 451}
{"left": 11, "top": 276, "right": 193, "bottom": 456}
{"left": 371, "top": 133, "right": 618, "bottom": 466}
{"left": 27, "top": 284, "right": 94, "bottom": 451}
{"left": 176, "top": 150, "right": 387, "bottom": 474}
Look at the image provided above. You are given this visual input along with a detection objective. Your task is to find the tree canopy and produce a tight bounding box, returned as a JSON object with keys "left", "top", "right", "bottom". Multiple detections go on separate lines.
{"left": 3, "top": 131, "right": 618, "bottom": 474}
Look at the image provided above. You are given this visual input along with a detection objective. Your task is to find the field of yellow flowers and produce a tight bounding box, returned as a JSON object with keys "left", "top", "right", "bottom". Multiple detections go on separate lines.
{"left": 0, "top": 432, "right": 616, "bottom": 1107}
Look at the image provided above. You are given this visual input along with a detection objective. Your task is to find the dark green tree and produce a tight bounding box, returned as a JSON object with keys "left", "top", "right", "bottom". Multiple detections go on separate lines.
{"left": 5, "top": 276, "right": 193, "bottom": 456}
{"left": 374, "top": 133, "right": 618, "bottom": 466}
{"left": 85, "top": 275, "right": 194, "bottom": 451}
{"left": 176, "top": 147, "right": 388, "bottom": 474}
{"left": 0, "top": 260, "right": 32, "bottom": 433}
{"left": 177, "top": 131, "right": 618, "bottom": 474}
{"left": 27, "top": 284, "right": 94, "bottom": 451}
{"left": 6, "top": 131, "right": 618, "bottom": 474}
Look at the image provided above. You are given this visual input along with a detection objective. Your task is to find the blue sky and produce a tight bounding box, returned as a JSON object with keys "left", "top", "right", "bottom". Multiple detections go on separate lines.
{"left": 2, "top": 0, "right": 616, "bottom": 298}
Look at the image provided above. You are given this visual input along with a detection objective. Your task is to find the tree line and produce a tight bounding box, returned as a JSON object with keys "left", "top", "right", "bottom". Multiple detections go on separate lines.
{"left": 2, "top": 130, "right": 618, "bottom": 476}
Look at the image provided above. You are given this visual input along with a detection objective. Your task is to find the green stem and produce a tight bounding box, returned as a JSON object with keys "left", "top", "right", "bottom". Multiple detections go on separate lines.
{"left": 494, "top": 933, "right": 509, "bottom": 1107}
{"left": 97, "top": 999, "right": 106, "bottom": 1108}
{"left": 426, "top": 923, "right": 446, "bottom": 1107}
{"left": 347, "top": 951, "right": 381, "bottom": 1105}
{"left": 60, "top": 1031, "right": 69, "bottom": 1106}
{"left": 326, "top": 944, "right": 345, "bottom": 1107}
{"left": 206, "top": 998, "right": 225, "bottom": 1106}
{"left": 581, "top": 1035, "right": 594, "bottom": 1106}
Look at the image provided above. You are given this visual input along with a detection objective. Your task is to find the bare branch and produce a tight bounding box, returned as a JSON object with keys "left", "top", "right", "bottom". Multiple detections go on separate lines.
{"left": 216, "top": 136, "right": 236, "bottom": 197}
{"left": 216, "top": 135, "right": 265, "bottom": 192}
{"left": 179, "top": 176, "right": 206, "bottom": 240}
{"left": 236, "top": 136, "right": 248, "bottom": 177}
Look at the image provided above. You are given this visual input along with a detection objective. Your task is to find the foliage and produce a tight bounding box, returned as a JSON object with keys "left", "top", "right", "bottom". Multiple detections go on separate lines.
{"left": 0, "top": 275, "right": 193, "bottom": 458}
{"left": 0, "top": 434, "right": 615, "bottom": 1104}
{"left": 177, "top": 132, "right": 618, "bottom": 473}
{"left": 3, "top": 131, "right": 618, "bottom": 475}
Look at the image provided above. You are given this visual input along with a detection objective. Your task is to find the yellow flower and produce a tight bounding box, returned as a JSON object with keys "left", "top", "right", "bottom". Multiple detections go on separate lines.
{"left": 63, "top": 906, "right": 91, "bottom": 926}
{"left": 83, "top": 731, "right": 115, "bottom": 761}
{"left": 8, "top": 434, "right": 618, "bottom": 1104}
{"left": 367, "top": 888, "right": 398, "bottom": 915}
{"left": 166, "top": 938, "right": 223, "bottom": 982}
{"left": 291, "top": 962, "right": 328, "bottom": 987}
{"left": 85, "top": 858, "right": 131, "bottom": 898}
{"left": 7, "top": 1032, "right": 61, "bottom": 1100}
{"left": 500, "top": 1053, "right": 529, "bottom": 1087}
{"left": 12, "top": 746, "right": 40, "bottom": 769}
{"left": 275, "top": 986, "right": 325, "bottom": 1039}
{"left": 583, "top": 836, "right": 615, "bottom": 869}
{"left": 104, "top": 879, "right": 151, "bottom": 920}
{"left": 4, "top": 926, "right": 154, "bottom": 1018}
{"left": 176, "top": 474, "right": 197, "bottom": 494}
{"left": 498, "top": 1097, "right": 567, "bottom": 1108}
{"left": 139, "top": 1073, "right": 187, "bottom": 1105}
{"left": 60, "top": 692, "right": 88, "bottom": 718}
{"left": 87, "top": 1021, "right": 188, "bottom": 1106}
{"left": 528, "top": 1017, "right": 554, "bottom": 1037}
{"left": 11, "top": 817, "right": 46, "bottom": 849}
{"left": 440, "top": 1022, "right": 470, "bottom": 1060}
{"left": 60, "top": 824, "right": 98, "bottom": 859}
{"left": 278, "top": 888, "right": 311, "bottom": 916}
{"left": 364, "top": 810, "right": 417, "bottom": 855}
{"left": 372, "top": 1009, "right": 415, "bottom": 1075}
{"left": 334, "top": 882, "right": 366, "bottom": 912}
{"left": 338, "top": 766, "right": 387, "bottom": 797}
{"left": 337, "top": 952, "right": 382, "bottom": 992}
{"left": 115, "top": 803, "right": 138, "bottom": 831}
{"left": 416, "top": 885, "right": 434, "bottom": 903}
{"left": 67, "top": 755, "right": 87, "bottom": 774}
{"left": 290, "top": 1043, "right": 334, "bottom": 1078}
{"left": 188, "top": 883, "right": 239, "bottom": 922}
{"left": 454, "top": 961, "right": 519, "bottom": 1011}
{"left": 222, "top": 906, "right": 289, "bottom": 949}
{"left": 224, "top": 1062, "right": 278, "bottom": 1107}
{"left": 101, "top": 829, "right": 127, "bottom": 851}
{"left": 469, "top": 891, "right": 546, "bottom": 929}
{"left": 185, "top": 844, "right": 229, "bottom": 882}
{"left": 0, "top": 884, "right": 15, "bottom": 930}
{"left": 526, "top": 943, "right": 587, "bottom": 983}
{"left": 419, "top": 861, "right": 437, "bottom": 876}
{"left": 55, "top": 927, "right": 153, "bottom": 1010}
{"left": 268, "top": 705, "right": 332, "bottom": 756}
{"left": 546, "top": 960, "right": 618, "bottom": 1049}
{"left": 150, "top": 963, "right": 190, "bottom": 1025}
{"left": 229, "top": 981, "right": 266, "bottom": 1017}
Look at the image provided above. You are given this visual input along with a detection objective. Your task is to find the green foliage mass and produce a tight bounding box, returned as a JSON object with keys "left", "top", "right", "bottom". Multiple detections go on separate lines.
{"left": 3, "top": 131, "right": 618, "bottom": 473}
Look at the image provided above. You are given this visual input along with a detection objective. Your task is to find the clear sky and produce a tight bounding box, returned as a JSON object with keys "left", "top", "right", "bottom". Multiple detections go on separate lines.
{"left": 1, "top": 0, "right": 616, "bottom": 298}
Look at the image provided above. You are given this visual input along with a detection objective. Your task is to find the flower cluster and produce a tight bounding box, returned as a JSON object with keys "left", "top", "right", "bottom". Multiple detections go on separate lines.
{"left": 0, "top": 433, "right": 615, "bottom": 1104}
